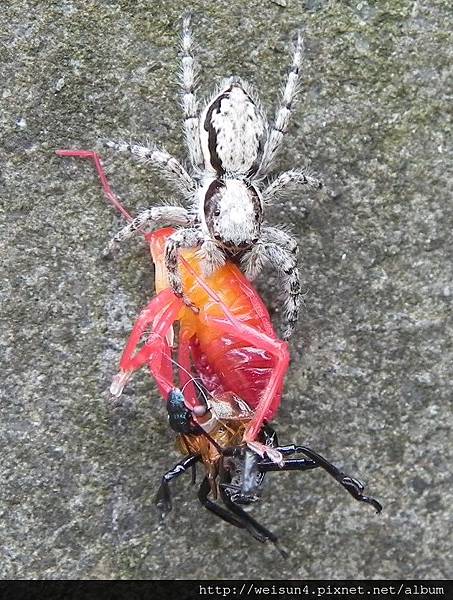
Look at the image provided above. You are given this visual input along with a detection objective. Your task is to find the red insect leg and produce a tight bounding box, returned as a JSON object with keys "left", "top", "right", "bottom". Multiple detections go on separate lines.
{"left": 157, "top": 337, "right": 174, "bottom": 398}
{"left": 56, "top": 149, "right": 134, "bottom": 222}
{"left": 58, "top": 149, "right": 176, "bottom": 395}
{"left": 204, "top": 315, "right": 289, "bottom": 439}
{"left": 235, "top": 273, "right": 275, "bottom": 338}
{"left": 111, "top": 288, "right": 183, "bottom": 399}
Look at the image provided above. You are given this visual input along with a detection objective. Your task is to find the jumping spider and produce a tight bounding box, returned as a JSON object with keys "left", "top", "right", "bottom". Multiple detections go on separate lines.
{"left": 106, "top": 14, "right": 322, "bottom": 339}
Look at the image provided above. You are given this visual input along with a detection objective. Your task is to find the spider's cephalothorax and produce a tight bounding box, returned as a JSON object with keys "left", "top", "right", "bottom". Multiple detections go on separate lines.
{"left": 105, "top": 15, "right": 323, "bottom": 339}
{"left": 201, "top": 177, "right": 263, "bottom": 250}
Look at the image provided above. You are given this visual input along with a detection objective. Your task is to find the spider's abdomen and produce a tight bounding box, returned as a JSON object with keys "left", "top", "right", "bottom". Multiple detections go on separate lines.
{"left": 201, "top": 79, "right": 266, "bottom": 177}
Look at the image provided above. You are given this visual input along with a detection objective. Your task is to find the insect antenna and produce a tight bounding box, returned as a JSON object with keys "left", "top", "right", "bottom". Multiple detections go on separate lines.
{"left": 164, "top": 353, "right": 210, "bottom": 409}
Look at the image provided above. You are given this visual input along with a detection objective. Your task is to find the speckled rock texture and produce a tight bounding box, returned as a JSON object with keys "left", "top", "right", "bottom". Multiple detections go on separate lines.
{"left": 1, "top": 0, "right": 451, "bottom": 580}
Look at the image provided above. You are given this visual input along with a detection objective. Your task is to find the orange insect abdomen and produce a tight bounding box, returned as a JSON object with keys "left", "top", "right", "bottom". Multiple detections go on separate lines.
{"left": 148, "top": 228, "right": 284, "bottom": 420}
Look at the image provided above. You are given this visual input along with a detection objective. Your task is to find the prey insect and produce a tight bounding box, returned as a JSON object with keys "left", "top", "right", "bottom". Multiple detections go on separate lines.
{"left": 102, "top": 14, "right": 323, "bottom": 340}
{"left": 57, "top": 150, "right": 382, "bottom": 554}
{"left": 112, "top": 225, "right": 289, "bottom": 458}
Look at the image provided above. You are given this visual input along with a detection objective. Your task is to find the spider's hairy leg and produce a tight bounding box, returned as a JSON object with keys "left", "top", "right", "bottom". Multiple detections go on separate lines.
{"left": 180, "top": 12, "right": 203, "bottom": 169}
{"left": 242, "top": 230, "right": 301, "bottom": 340}
{"left": 198, "top": 239, "right": 226, "bottom": 276}
{"left": 242, "top": 226, "right": 298, "bottom": 280}
{"left": 257, "top": 31, "right": 304, "bottom": 177}
{"left": 165, "top": 227, "right": 205, "bottom": 310}
{"left": 106, "top": 140, "right": 195, "bottom": 197}
{"left": 261, "top": 168, "right": 323, "bottom": 205}
{"left": 103, "top": 205, "right": 192, "bottom": 256}
{"left": 268, "top": 242, "right": 301, "bottom": 340}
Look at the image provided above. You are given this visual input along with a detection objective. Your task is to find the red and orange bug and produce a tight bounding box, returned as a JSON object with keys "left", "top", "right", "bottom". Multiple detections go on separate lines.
{"left": 111, "top": 225, "right": 289, "bottom": 462}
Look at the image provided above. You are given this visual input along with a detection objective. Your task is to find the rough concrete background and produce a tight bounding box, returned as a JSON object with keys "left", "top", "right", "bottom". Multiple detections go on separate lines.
{"left": 1, "top": 0, "right": 452, "bottom": 581}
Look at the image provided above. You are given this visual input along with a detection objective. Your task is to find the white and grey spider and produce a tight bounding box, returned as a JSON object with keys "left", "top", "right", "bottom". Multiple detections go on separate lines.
{"left": 105, "top": 14, "right": 322, "bottom": 339}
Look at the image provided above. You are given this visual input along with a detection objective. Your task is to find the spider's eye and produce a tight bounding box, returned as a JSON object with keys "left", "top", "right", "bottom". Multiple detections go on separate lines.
{"left": 214, "top": 208, "right": 221, "bottom": 217}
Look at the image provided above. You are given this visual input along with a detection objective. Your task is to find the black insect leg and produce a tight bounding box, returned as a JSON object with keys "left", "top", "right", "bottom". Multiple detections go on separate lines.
{"left": 155, "top": 454, "right": 200, "bottom": 514}
{"left": 218, "top": 485, "right": 288, "bottom": 558}
{"left": 275, "top": 445, "right": 382, "bottom": 513}
{"left": 258, "top": 458, "right": 319, "bottom": 472}
{"left": 197, "top": 477, "right": 269, "bottom": 544}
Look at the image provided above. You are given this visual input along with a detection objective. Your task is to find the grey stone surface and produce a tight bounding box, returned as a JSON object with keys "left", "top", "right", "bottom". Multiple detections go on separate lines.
{"left": 1, "top": 0, "right": 452, "bottom": 580}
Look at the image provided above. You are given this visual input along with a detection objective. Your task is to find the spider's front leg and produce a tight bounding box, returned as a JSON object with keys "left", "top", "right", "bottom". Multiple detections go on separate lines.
{"left": 165, "top": 227, "right": 206, "bottom": 311}
{"left": 242, "top": 226, "right": 301, "bottom": 340}
{"left": 103, "top": 205, "right": 193, "bottom": 256}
